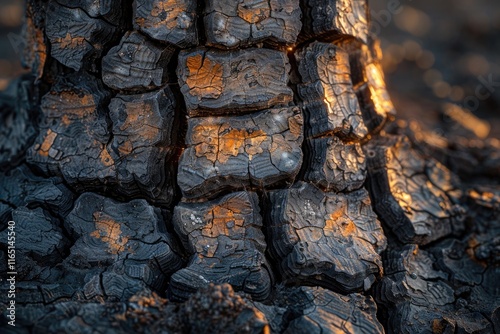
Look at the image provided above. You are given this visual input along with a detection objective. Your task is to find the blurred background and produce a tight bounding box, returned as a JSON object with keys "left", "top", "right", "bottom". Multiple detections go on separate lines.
{"left": 0, "top": 0, "right": 499, "bottom": 138}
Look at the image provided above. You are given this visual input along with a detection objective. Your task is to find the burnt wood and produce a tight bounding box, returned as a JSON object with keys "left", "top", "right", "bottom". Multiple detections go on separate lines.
{"left": 178, "top": 106, "right": 303, "bottom": 199}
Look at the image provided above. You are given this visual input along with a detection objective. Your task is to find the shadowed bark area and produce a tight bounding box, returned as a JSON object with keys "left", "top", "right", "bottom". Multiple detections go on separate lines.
{"left": 0, "top": 0, "right": 499, "bottom": 333}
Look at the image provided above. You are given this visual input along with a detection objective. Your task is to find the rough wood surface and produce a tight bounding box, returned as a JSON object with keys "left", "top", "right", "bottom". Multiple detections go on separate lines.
{"left": 55, "top": 0, "right": 124, "bottom": 25}
{"left": 108, "top": 88, "right": 177, "bottom": 203}
{"left": 170, "top": 191, "right": 272, "bottom": 301}
{"left": 27, "top": 73, "right": 176, "bottom": 205}
{"left": 365, "top": 134, "right": 466, "bottom": 245}
{"left": 178, "top": 106, "right": 303, "bottom": 199}
{"left": 301, "top": 0, "right": 369, "bottom": 43}
{"left": 0, "top": 165, "right": 74, "bottom": 221}
{"left": 280, "top": 286, "right": 384, "bottom": 334}
{"left": 134, "top": 0, "right": 198, "bottom": 48}
{"left": 303, "top": 136, "right": 366, "bottom": 192}
{"left": 376, "top": 244, "right": 497, "bottom": 334}
{"left": 204, "top": 0, "right": 301, "bottom": 48}
{"left": 0, "top": 77, "right": 37, "bottom": 172}
{"left": 27, "top": 72, "right": 114, "bottom": 185}
{"left": 102, "top": 31, "right": 175, "bottom": 92}
{"left": 45, "top": 0, "right": 118, "bottom": 71}
{"left": 268, "top": 182, "right": 386, "bottom": 292}
{"left": 62, "top": 192, "right": 183, "bottom": 300}
{"left": 296, "top": 42, "right": 368, "bottom": 140}
{"left": 177, "top": 47, "right": 293, "bottom": 115}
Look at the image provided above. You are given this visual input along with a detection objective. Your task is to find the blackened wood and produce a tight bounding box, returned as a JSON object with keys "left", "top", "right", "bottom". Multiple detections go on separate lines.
{"left": 63, "top": 192, "right": 183, "bottom": 300}
{"left": 108, "top": 88, "right": 176, "bottom": 204}
{"left": 0, "top": 165, "right": 74, "bottom": 221}
{"left": 55, "top": 0, "right": 124, "bottom": 25}
{"left": 296, "top": 42, "right": 368, "bottom": 140}
{"left": 23, "top": 1, "right": 47, "bottom": 80}
{"left": 177, "top": 47, "right": 293, "bottom": 115}
{"left": 268, "top": 182, "right": 386, "bottom": 292}
{"left": 102, "top": 31, "right": 175, "bottom": 92}
{"left": 301, "top": 0, "right": 368, "bottom": 43}
{"left": 303, "top": 136, "right": 366, "bottom": 192}
{"left": 134, "top": 0, "right": 198, "bottom": 48}
{"left": 27, "top": 72, "right": 114, "bottom": 186}
{"left": 178, "top": 106, "right": 303, "bottom": 199}
{"left": 376, "top": 245, "right": 494, "bottom": 334}
{"left": 365, "top": 134, "right": 465, "bottom": 245}
{"left": 280, "top": 286, "right": 384, "bottom": 334}
{"left": 204, "top": 0, "right": 301, "bottom": 48}
{"left": 170, "top": 192, "right": 272, "bottom": 301}
{"left": 0, "top": 77, "right": 37, "bottom": 172}
{"left": 45, "top": 0, "right": 117, "bottom": 71}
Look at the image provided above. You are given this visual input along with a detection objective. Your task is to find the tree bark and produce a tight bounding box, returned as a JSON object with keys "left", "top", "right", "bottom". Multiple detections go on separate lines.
{"left": 0, "top": 0, "right": 499, "bottom": 333}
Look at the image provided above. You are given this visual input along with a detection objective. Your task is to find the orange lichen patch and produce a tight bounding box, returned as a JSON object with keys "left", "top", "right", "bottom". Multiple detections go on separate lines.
{"left": 193, "top": 125, "right": 267, "bottom": 164}
{"left": 57, "top": 32, "right": 86, "bottom": 50}
{"left": 186, "top": 54, "right": 223, "bottom": 98}
{"left": 118, "top": 140, "right": 134, "bottom": 155}
{"left": 90, "top": 212, "right": 129, "bottom": 254}
{"left": 61, "top": 115, "right": 71, "bottom": 126}
{"left": 39, "top": 129, "right": 57, "bottom": 156}
{"left": 57, "top": 92, "right": 96, "bottom": 118}
{"left": 202, "top": 205, "right": 245, "bottom": 237}
{"left": 129, "top": 292, "right": 167, "bottom": 308}
{"left": 152, "top": 2, "right": 186, "bottom": 29}
{"left": 237, "top": 0, "right": 270, "bottom": 23}
{"left": 324, "top": 208, "right": 357, "bottom": 238}
{"left": 24, "top": 15, "right": 47, "bottom": 80}
{"left": 288, "top": 114, "right": 303, "bottom": 138}
{"left": 121, "top": 104, "right": 159, "bottom": 142}
{"left": 99, "top": 148, "right": 114, "bottom": 167}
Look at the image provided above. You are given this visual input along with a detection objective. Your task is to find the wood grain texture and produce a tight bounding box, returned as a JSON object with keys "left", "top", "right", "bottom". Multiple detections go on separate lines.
{"left": 301, "top": 0, "right": 369, "bottom": 43}
{"left": 0, "top": 165, "right": 74, "bottom": 222}
{"left": 376, "top": 245, "right": 496, "bottom": 334}
{"left": 108, "top": 88, "right": 177, "bottom": 204}
{"left": 268, "top": 182, "right": 386, "bottom": 292}
{"left": 170, "top": 192, "right": 272, "bottom": 301}
{"left": 303, "top": 136, "right": 366, "bottom": 192}
{"left": 365, "top": 134, "right": 465, "bottom": 245}
{"left": 45, "top": 0, "right": 118, "bottom": 71}
{"left": 63, "top": 192, "right": 183, "bottom": 301}
{"left": 0, "top": 77, "right": 37, "bottom": 172}
{"left": 55, "top": 0, "right": 125, "bottom": 25}
{"left": 204, "top": 0, "right": 301, "bottom": 48}
{"left": 177, "top": 47, "right": 293, "bottom": 115}
{"left": 134, "top": 0, "right": 198, "bottom": 48}
{"left": 27, "top": 73, "right": 176, "bottom": 205}
{"left": 296, "top": 42, "right": 368, "bottom": 140}
{"left": 178, "top": 106, "right": 303, "bottom": 199}
{"left": 102, "top": 31, "right": 175, "bottom": 92}
{"left": 280, "top": 286, "right": 384, "bottom": 334}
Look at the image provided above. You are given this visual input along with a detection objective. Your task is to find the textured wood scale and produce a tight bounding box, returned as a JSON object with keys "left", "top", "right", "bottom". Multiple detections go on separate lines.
{"left": 1, "top": 0, "right": 498, "bottom": 333}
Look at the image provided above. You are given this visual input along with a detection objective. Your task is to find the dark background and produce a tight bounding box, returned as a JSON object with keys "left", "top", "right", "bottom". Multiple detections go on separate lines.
{"left": 1, "top": 0, "right": 499, "bottom": 138}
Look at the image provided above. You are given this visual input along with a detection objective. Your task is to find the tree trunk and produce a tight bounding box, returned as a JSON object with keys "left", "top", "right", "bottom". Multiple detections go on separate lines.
{"left": 0, "top": 0, "right": 499, "bottom": 333}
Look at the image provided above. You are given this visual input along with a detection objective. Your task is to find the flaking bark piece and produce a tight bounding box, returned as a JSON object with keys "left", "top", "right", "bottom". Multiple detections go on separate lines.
{"left": 177, "top": 47, "right": 293, "bottom": 116}
{"left": 365, "top": 134, "right": 465, "bottom": 245}
{"left": 102, "top": 31, "right": 175, "bottom": 92}
{"left": 63, "top": 192, "right": 182, "bottom": 301}
{"left": 170, "top": 191, "right": 272, "bottom": 301}
{"left": 178, "top": 106, "right": 303, "bottom": 199}
{"left": 301, "top": 0, "right": 368, "bottom": 43}
{"left": 280, "top": 286, "right": 384, "bottom": 334}
{"left": 303, "top": 136, "right": 366, "bottom": 192}
{"left": 375, "top": 245, "right": 493, "bottom": 334}
{"left": 134, "top": 0, "right": 198, "bottom": 48}
{"left": 0, "top": 165, "right": 74, "bottom": 221}
{"left": 45, "top": 0, "right": 117, "bottom": 71}
{"left": 268, "top": 182, "right": 386, "bottom": 292}
{"left": 296, "top": 42, "right": 367, "bottom": 140}
{"left": 204, "top": 0, "right": 301, "bottom": 48}
{"left": 108, "top": 88, "right": 177, "bottom": 204}
{"left": 23, "top": 1, "right": 47, "bottom": 80}
{"left": 55, "top": 0, "right": 125, "bottom": 25}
